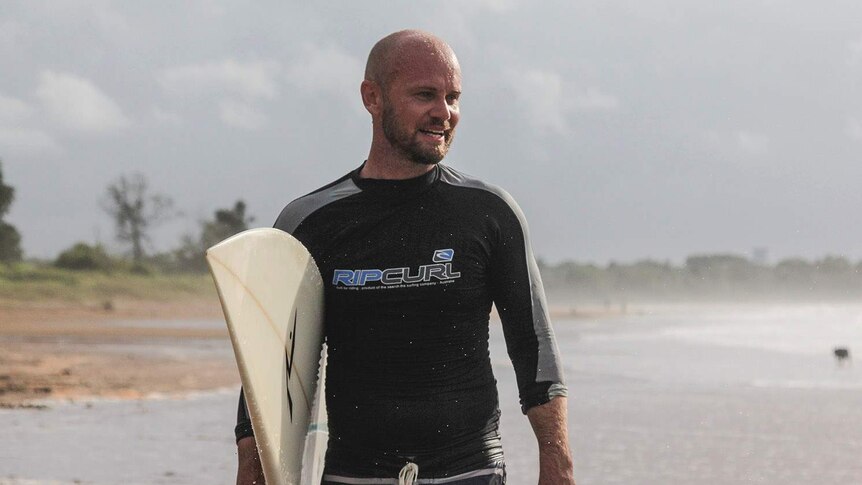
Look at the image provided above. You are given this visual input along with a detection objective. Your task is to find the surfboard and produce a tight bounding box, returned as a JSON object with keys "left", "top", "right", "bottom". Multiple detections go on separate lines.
{"left": 206, "top": 228, "right": 327, "bottom": 485}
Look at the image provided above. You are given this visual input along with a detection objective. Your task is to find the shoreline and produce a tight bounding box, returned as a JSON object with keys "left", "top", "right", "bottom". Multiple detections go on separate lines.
{"left": 5, "top": 297, "right": 840, "bottom": 408}
{"left": 0, "top": 298, "right": 611, "bottom": 408}
{"left": 0, "top": 297, "right": 240, "bottom": 408}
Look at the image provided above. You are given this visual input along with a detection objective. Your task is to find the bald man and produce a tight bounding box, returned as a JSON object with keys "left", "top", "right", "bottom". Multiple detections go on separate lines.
{"left": 236, "top": 30, "right": 575, "bottom": 485}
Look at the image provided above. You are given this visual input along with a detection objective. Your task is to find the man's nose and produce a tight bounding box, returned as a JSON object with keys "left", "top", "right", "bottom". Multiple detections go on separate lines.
{"left": 429, "top": 96, "right": 453, "bottom": 122}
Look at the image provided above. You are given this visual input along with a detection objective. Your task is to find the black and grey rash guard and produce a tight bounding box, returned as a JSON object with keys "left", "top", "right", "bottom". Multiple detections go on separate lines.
{"left": 236, "top": 163, "right": 566, "bottom": 477}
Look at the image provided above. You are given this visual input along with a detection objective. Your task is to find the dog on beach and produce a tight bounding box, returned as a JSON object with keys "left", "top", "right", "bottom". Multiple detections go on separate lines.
{"left": 834, "top": 347, "right": 851, "bottom": 366}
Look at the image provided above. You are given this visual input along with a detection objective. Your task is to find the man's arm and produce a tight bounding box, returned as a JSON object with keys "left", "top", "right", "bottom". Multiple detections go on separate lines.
{"left": 237, "top": 436, "right": 266, "bottom": 485}
{"left": 480, "top": 186, "right": 574, "bottom": 483}
{"left": 527, "top": 396, "right": 576, "bottom": 485}
{"left": 236, "top": 390, "right": 264, "bottom": 484}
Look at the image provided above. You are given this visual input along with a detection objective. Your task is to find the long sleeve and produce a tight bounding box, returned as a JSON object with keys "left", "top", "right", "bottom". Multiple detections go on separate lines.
{"left": 488, "top": 191, "right": 567, "bottom": 414}
{"left": 235, "top": 387, "right": 254, "bottom": 442}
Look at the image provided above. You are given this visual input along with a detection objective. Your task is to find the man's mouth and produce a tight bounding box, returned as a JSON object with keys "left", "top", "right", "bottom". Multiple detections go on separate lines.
{"left": 419, "top": 129, "right": 447, "bottom": 140}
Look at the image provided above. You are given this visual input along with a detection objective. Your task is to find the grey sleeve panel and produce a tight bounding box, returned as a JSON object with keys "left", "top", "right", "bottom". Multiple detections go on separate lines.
{"left": 438, "top": 165, "right": 566, "bottom": 387}
{"left": 274, "top": 177, "right": 362, "bottom": 234}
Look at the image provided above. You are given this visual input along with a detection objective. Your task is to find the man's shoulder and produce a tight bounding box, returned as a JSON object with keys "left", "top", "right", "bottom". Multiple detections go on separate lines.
{"left": 274, "top": 170, "right": 361, "bottom": 234}
{"left": 438, "top": 164, "right": 524, "bottom": 218}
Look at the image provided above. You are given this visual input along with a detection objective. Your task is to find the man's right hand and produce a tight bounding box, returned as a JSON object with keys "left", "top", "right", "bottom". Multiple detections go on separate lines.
{"left": 237, "top": 436, "right": 266, "bottom": 485}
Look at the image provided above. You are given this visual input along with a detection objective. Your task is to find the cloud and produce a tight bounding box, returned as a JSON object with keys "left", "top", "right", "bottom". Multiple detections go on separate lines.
{"left": 151, "top": 107, "right": 183, "bottom": 127}
{"left": 703, "top": 129, "right": 770, "bottom": 157}
{"left": 93, "top": 6, "right": 130, "bottom": 33}
{"left": 0, "top": 93, "right": 59, "bottom": 154}
{"left": 572, "top": 88, "right": 621, "bottom": 112}
{"left": 0, "top": 19, "right": 25, "bottom": 49}
{"left": 509, "top": 69, "right": 568, "bottom": 134}
{"left": 846, "top": 117, "right": 862, "bottom": 141}
{"left": 507, "top": 68, "right": 620, "bottom": 134}
{"left": 198, "top": 0, "right": 228, "bottom": 17}
{"left": 158, "top": 59, "right": 282, "bottom": 129}
{"left": 735, "top": 131, "right": 770, "bottom": 155}
{"left": 158, "top": 59, "right": 281, "bottom": 100}
{"left": 218, "top": 100, "right": 266, "bottom": 130}
{"left": 0, "top": 128, "right": 60, "bottom": 155}
{"left": 285, "top": 44, "right": 363, "bottom": 102}
{"left": 0, "top": 94, "right": 33, "bottom": 124}
{"left": 469, "top": 0, "right": 520, "bottom": 13}
{"left": 35, "top": 70, "right": 129, "bottom": 133}
{"left": 847, "top": 36, "right": 862, "bottom": 66}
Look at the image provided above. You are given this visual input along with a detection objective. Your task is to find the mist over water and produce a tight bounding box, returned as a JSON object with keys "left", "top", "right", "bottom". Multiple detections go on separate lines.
{"left": 3, "top": 304, "right": 861, "bottom": 484}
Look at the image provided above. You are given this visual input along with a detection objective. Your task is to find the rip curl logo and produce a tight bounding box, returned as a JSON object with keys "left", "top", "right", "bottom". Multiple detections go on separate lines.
{"left": 432, "top": 248, "right": 454, "bottom": 262}
{"left": 332, "top": 249, "right": 461, "bottom": 290}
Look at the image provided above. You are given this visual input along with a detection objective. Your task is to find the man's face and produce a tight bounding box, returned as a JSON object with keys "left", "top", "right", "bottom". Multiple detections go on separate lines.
{"left": 378, "top": 54, "right": 461, "bottom": 166}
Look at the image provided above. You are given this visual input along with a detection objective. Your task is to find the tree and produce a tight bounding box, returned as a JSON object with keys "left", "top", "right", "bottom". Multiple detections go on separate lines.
{"left": 0, "top": 159, "right": 23, "bottom": 262}
{"left": 55, "top": 242, "right": 113, "bottom": 271}
{"left": 102, "top": 173, "right": 173, "bottom": 264}
{"left": 174, "top": 200, "right": 255, "bottom": 272}
{"left": 201, "top": 200, "right": 255, "bottom": 249}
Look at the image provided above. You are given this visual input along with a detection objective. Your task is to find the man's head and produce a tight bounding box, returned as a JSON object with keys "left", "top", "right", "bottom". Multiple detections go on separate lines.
{"left": 361, "top": 30, "right": 462, "bottom": 167}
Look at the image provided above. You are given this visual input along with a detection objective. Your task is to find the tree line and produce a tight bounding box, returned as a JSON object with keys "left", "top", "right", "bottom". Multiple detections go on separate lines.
{"left": 0, "top": 161, "right": 253, "bottom": 273}
{"left": 539, "top": 254, "right": 862, "bottom": 302}
{"left": 2, "top": 161, "right": 861, "bottom": 300}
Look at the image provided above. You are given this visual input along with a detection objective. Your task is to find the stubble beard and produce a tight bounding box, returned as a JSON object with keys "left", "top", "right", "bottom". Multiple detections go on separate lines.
{"left": 381, "top": 102, "right": 454, "bottom": 166}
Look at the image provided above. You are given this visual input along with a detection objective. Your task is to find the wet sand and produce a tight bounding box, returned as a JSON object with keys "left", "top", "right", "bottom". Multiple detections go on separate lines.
{"left": 0, "top": 298, "right": 239, "bottom": 407}
{"left": 0, "top": 299, "right": 608, "bottom": 407}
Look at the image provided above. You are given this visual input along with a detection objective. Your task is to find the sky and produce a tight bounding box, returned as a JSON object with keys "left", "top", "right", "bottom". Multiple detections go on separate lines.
{"left": 1, "top": 0, "right": 861, "bottom": 264}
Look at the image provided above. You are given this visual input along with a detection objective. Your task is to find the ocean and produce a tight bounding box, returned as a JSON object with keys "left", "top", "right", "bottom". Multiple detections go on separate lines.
{"left": 2, "top": 304, "right": 861, "bottom": 484}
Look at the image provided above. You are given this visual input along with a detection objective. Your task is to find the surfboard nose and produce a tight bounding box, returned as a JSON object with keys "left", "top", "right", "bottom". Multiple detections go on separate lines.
{"left": 207, "top": 228, "right": 326, "bottom": 485}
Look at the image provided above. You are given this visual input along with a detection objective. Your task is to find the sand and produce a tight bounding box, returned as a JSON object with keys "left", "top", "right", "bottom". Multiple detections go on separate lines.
{"left": 0, "top": 298, "right": 240, "bottom": 407}
{"left": 0, "top": 298, "right": 616, "bottom": 408}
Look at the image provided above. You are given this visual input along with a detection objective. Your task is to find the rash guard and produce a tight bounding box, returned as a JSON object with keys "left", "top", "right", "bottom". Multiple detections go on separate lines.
{"left": 235, "top": 163, "right": 566, "bottom": 478}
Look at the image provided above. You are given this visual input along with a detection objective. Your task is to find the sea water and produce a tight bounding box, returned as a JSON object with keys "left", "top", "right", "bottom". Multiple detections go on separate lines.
{"left": 2, "top": 304, "right": 861, "bottom": 484}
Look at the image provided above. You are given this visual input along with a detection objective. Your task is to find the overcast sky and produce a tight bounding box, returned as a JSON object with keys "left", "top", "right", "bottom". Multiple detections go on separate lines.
{"left": 1, "top": 1, "right": 861, "bottom": 264}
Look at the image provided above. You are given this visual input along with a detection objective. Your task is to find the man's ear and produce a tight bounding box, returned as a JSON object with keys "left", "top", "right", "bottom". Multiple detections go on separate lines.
{"left": 361, "top": 80, "right": 382, "bottom": 116}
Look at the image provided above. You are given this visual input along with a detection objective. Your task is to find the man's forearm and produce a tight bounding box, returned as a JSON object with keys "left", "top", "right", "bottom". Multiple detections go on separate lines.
{"left": 236, "top": 436, "right": 266, "bottom": 485}
{"left": 527, "top": 396, "right": 576, "bottom": 485}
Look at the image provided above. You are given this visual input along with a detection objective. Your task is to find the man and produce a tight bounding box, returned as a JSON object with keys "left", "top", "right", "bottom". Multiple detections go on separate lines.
{"left": 236, "top": 30, "right": 575, "bottom": 485}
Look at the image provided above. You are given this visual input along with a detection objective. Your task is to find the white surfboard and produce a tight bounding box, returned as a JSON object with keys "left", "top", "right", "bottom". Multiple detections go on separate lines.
{"left": 206, "top": 228, "right": 327, "bottom": 485}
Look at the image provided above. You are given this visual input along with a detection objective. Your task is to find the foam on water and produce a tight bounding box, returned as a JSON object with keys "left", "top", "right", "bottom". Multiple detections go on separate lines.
{"left": 749, "top": 379, "right": 862, "bottom": 390}
{"left": 659, "top": 305, "right": 862, "bottom": 357}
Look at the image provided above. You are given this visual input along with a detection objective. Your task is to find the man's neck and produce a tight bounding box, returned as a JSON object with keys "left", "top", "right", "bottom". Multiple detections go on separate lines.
{"left": 360, "top": 155, "right": 436, "bottom": 180}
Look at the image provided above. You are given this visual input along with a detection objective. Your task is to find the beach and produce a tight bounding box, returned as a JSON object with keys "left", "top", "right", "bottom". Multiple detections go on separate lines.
{"left": 0, "top": 298, "right": 238, "bottom": 407}
{"left": 0, "top": 300, "right": 603, "bottom": 408}
{"left": 2, "top": 302, "right": 862, "bottom": 484}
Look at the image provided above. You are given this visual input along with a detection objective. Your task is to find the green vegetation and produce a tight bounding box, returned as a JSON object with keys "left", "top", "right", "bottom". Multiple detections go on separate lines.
{"left": 0, "top": 261, "right": 215, "bottom": 302}
{"left": 2, "top": 250, "right": 858, "bottom": 305}
{"left": 0, "top": 167, "right": 252, "bottom": 303}
{"left": 0, "top": 160, "right": 22, "bottom": 262}
{"left": 174, "top": 200, "right": 254, "bottom": 272}
{"left": 55, "top": 243, "right": 113, "bottom": 271}
{"left": 540, "top": 254, "right": 862, "bottom": 303}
